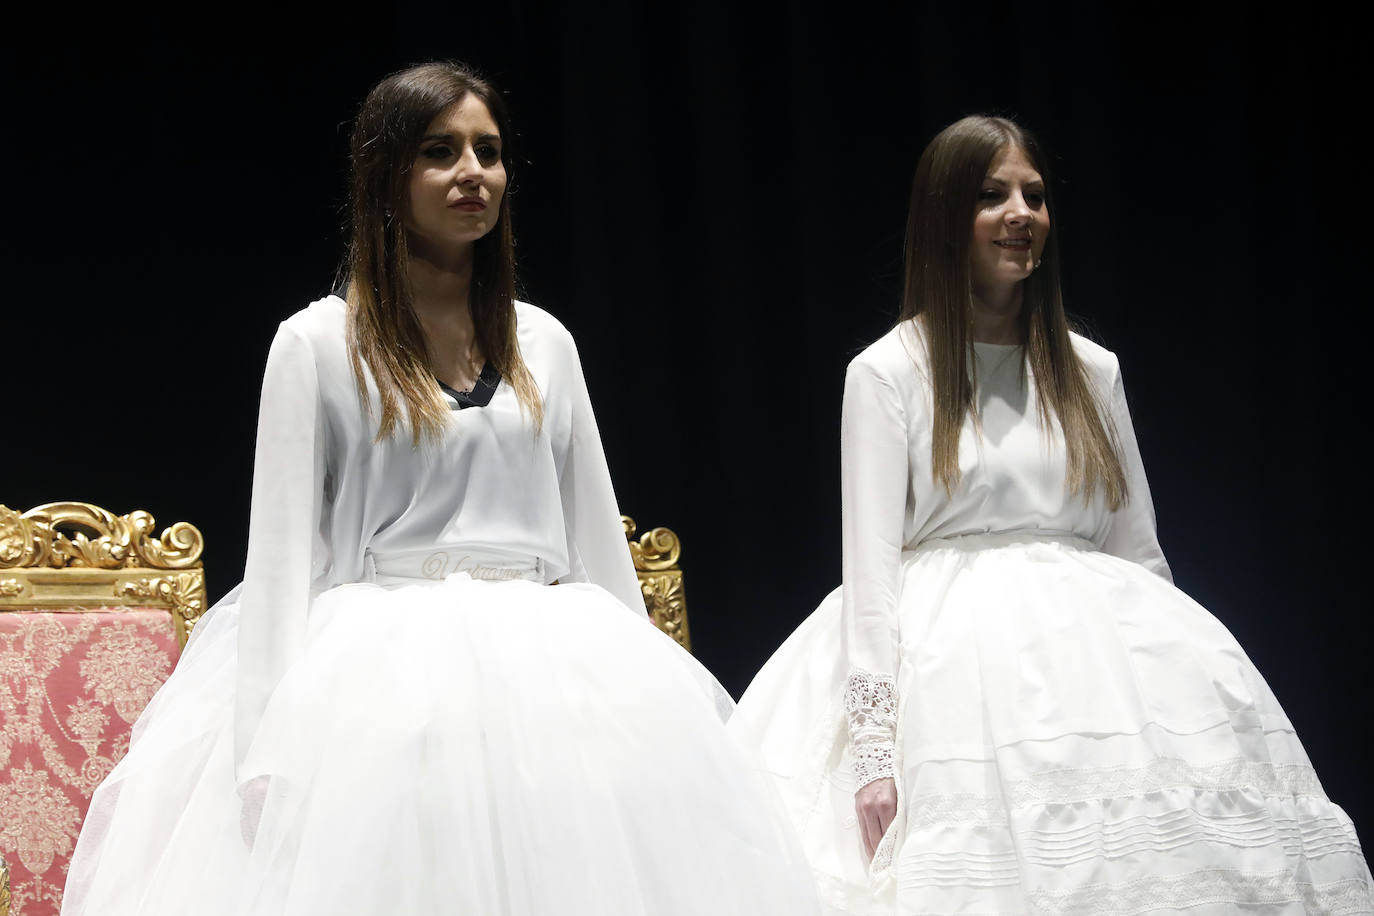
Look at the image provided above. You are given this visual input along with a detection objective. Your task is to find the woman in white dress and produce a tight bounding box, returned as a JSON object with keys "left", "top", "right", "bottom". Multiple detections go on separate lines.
{"left": 729, "top": 115, "right": 1372, "bottom": 915}
{"left": 61, "top": 61, "right": 820, "bottom": 916}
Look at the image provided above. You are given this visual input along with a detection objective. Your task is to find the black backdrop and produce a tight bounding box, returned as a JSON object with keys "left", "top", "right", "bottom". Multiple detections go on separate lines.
{"left": 4, "top": 7, "right": 1369, "bottom": 839}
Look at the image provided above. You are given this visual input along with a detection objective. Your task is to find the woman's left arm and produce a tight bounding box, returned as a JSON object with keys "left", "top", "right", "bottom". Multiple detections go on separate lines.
{"left": 1102, "top": 357, "right": 1173, "bottom": 582}
{"left": 554, "top": 328, "right": 649, "bottom": 617}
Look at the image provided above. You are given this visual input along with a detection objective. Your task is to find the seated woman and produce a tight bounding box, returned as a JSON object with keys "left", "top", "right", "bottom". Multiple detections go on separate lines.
{"left": 61, "top": 61, "right": 821, "bottom": 916}
{"left": 730, "top": 115, "right": 1372, "bottom": 915}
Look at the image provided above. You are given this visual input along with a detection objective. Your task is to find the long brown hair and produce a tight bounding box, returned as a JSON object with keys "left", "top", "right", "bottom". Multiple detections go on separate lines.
{"left": 899, "top": 116, "right": 1126, "bottom": 508}
{"left": 343, "top": 60, "right": 542, "bottom": 444}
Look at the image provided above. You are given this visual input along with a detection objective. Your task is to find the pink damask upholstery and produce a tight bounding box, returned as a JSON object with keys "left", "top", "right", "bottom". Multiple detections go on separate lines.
{"left": 1, "top": 502, "right": 204, "bottom": 916}
{"left": 0, "top": 610, "right": 180, "bottom": 916}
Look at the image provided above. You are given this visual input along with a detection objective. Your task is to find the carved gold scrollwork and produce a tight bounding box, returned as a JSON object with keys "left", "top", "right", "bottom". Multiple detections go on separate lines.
{"left": 49, "top": 503, "right": 135, "bottom": 569}
{"left": 622, "top": 516, "right": 691, "bottom": 652}
{"left": 641, "top": 572, "right": 691, "bottom": 651}
{"left": 0, "top": 503, "right": 203, "bottom": 571}
{"left": 1, "top": 503, "right": 207, "bottom": 648}
{"left": 119, "top": 573, "right": 207, "bottom": 644}
{"left": 0, "top": 505, "right": 53, "bottom": 568}
{"left": 620, "top": 516, "right": 682, "bottom": 572}
{"left": 127, "top": 511, "right": 203, "bottom": 569}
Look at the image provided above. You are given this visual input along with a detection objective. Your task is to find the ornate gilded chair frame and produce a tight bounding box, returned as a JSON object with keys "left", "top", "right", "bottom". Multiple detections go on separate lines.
{"left": 0, "top": 503, "right": 206, "bottom": 648}
{"left": 0, "top": 504, "right": 677, "bottom": 656}
{"left": 622, "top": 516, "right": 690, "bottom": 652}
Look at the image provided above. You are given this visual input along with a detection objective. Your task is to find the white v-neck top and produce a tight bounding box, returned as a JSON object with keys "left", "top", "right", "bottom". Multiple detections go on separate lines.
{"left": 233, "top": 295, "right": 644, "bottom": 774}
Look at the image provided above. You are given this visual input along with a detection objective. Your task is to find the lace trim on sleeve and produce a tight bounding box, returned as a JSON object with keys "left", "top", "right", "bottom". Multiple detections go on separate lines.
{"left": 844, "top": 668, "right": 896, "bottom": 789}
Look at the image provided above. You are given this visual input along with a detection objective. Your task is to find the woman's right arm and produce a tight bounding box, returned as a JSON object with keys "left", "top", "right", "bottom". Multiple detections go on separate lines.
{"left": 840, "top": 356, "right": 908, "bottom": 856}
{"left": 235, "top": 322, "right": 328, "bottom": 787}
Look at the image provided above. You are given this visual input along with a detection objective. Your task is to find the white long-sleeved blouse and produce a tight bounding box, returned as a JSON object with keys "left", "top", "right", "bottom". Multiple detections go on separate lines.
{"left": 840, "top": 321, "right": 1172, "bottom": 787}
{"left": 233, "top": 295, "right": 646, "bottom": 781}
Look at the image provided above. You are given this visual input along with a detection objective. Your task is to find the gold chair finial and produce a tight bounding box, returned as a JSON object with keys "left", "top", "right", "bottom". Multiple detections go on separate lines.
{"left": 622, "top": 515, "right": 691, "bottom": 651}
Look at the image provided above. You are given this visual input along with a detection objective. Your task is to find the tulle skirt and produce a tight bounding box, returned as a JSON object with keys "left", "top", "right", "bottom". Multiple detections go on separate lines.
{"left": 63, "top": 574, "right": 822, "bottom": 915}
{"left": 730, "top": 533, "right": 1372, "bottom": 915}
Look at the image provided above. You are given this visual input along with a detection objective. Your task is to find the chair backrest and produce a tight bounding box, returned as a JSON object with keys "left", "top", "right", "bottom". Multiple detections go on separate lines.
{"left": 1, "top": 502, "right": 207, "bottom": 646}
{"left": 622, "top": 516, "right": 691, "bottom": 652}
{"left": 0, "top": 502, "right": 205, "bottom": 916}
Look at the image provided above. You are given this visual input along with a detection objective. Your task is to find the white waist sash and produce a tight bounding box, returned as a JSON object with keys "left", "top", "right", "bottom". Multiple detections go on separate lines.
{"left": 907, "top": 531, "right": 1097, "bottom": 555}
{"left": 363, "top": 547, "right": 545, "bottom": 585}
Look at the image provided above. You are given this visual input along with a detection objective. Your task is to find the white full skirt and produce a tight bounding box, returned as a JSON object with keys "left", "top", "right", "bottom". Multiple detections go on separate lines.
{"left": 730, "top": 534, "right": 1373, "bottom": 915}
{"left": 63, "top": 575, "right": 821, "bottom": 915}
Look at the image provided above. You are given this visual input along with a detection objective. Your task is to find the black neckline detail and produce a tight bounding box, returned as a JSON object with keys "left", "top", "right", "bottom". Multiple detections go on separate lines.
{"left": 438, "top": 362, "right": 501, "bottom": 410}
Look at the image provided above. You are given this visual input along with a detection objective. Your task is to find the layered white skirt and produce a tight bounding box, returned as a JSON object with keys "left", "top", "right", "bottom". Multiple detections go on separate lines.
{"left": 730, "top": 534, "right": 1372, "bottom": 915}
{"left": 63, "top": 574, "right": 821, "bottom": 915}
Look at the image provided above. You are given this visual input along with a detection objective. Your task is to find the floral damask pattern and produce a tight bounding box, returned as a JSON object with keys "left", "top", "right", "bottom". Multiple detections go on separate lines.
{"left": 62, "top": 701, "right": 108, "bottom": 759}
{"left": 8, "top": 874, "right": 60, "bottom": 916}
{"left": 81, "top": 620, "right": 172, "bottom": 724}
{"left": 0, "top": 763, "right": 80, "bottom": 875}
{"left": 0, "top": 611, "right": 178, "bottom": 916}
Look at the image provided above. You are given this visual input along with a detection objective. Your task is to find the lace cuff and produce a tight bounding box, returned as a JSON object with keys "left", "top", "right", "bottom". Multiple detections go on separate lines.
{"left": 844, "top": 668, "right": 897, "bottom": 789}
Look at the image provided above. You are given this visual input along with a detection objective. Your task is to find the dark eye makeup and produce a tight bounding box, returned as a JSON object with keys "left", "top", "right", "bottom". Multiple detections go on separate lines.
{"left": 419, "top": 142, "right": 501, "bottom": 165}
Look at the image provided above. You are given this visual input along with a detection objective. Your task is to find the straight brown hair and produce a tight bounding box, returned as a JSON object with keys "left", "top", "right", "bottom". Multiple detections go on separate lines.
{"left": 900, "top": 116, "right": 1127, "bottom": 508}
{"left": 343, "top": 60, "right": 542, "bottom": 444}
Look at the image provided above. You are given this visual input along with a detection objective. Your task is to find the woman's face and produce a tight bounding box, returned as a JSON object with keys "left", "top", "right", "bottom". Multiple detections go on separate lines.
{"left": 968, "top": 144, "right": 1050, "bottom": 301}
{"left": 405, "top": 94, "right": 507, "bottom": 259}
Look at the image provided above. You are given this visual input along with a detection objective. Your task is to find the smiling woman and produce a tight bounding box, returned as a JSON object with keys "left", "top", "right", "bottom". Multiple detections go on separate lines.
{"left": 730, "top": 115, "right": 1374, "bottom": 915}
{"left": 56, "top": 61, "right": 824, "bottom": 916}
{"left": 968, "top": 145, "right": 1049, "bottom": 333}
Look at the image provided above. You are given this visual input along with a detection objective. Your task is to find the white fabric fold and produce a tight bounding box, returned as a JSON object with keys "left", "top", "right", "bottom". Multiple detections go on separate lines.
{"left": 235, "top": 323, "right": 327, "bottom": 784}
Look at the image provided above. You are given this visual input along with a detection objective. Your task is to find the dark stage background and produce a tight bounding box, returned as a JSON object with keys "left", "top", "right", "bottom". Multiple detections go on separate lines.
{"left": 5, "top": 7, "right": 1369, "bottom": 837}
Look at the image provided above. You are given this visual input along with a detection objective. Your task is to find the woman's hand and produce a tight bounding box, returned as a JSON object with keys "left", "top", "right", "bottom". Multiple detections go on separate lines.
{"left": 856, "top": 777, "right": 897, "bottom": 861}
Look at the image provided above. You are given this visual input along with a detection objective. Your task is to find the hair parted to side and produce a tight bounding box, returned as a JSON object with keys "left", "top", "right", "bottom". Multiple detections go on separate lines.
{"left": 343, "top": 60, "right": 542, "bottom": 444}
{"left": 899, "top": 115, "right": 1127, "bottom": 509}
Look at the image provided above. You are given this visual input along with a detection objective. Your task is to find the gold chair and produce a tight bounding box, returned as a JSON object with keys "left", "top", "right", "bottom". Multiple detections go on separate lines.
{"left": 0, "top": 502, "right": 205, "bottom": 916}
{"left": 622, "top": 516, "right": 691, "bottom": 652}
